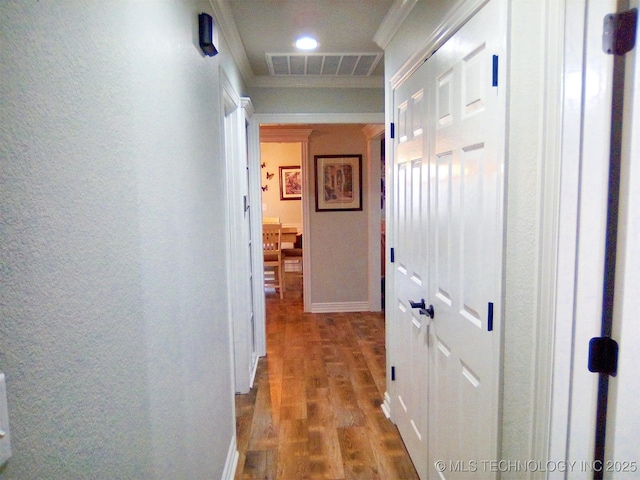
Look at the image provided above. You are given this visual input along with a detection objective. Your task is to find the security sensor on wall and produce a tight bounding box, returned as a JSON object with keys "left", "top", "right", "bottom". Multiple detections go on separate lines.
{"left": 199, "top": 13, "right": 218, "bottom": 57}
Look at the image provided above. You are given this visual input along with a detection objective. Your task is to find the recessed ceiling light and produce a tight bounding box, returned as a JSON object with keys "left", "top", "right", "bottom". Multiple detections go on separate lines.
{"left": 295, "top": 36, "right": 318, "bottom": 50}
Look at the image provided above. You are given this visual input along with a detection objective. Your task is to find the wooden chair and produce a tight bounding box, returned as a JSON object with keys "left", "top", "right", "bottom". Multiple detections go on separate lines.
{"left": 263, "top": 223, "right": 285, "bottom": 299}
{"left": 282, "top": 233, "right": 303, "bottom": 278}
{"left": 263, "top": 216, "right": 280, "bottom": 224}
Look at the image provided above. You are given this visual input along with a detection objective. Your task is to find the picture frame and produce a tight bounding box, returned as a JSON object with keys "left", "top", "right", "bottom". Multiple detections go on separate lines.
{"left": 279, "top": 166, "right": 302, "bottom": 200}
{"left": 314, "top": 154, "right": 363, "bottom": 212}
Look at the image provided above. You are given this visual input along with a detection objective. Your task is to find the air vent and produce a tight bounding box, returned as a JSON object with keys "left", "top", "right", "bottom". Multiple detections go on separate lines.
{"left": 266, "top": 53, "right": 382, "bottom": 76}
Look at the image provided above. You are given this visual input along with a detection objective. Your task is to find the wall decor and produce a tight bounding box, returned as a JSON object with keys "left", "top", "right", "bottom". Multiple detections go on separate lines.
{"left": 279, "top": 166, "right": 302, "bottom": 200}
{"left": 314, "top": 154, "right": 362, "bottom": 212}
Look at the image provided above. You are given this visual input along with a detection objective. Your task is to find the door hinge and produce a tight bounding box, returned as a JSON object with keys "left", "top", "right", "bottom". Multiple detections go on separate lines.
{"left": 391, "top": 366, "right": 396, "bottom": 381}
{"left": 588, "top": 337, "right": 619, "bottom": 376}
{"left": 390, "top": 122, "right": 395, "bottom": 139}
{"left": 603, "top": 8, "right": 637, "bottom": 55}
{"left": 492, "top": 55, "right": 499, "bottom": 87}
{"left": 487, "top": 302, "right": 494, "bottom": 331}
{"left": 390, "top": 247, "right": 395, "bottom": 263}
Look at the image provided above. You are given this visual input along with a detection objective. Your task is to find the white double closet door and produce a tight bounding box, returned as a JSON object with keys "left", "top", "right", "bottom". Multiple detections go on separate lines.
{"left": 391, "top": 1, "right": 506, "bottom": 478}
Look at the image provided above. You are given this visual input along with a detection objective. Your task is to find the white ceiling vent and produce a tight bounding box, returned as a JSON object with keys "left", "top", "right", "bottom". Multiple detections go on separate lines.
{"left": 266, "top": 53, "right": 382, "bottom": 76}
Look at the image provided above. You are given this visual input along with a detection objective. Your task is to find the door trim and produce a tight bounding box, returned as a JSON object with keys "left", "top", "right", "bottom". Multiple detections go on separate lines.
{"left": 245, "top": 118, "right": 266, "bottom": 359}
{"left": 363, "top": 124, "right": 385, "bottom": 313}
{"left": 549, "top": 0, "right": 618, "bottom": 467}
{"left": 241, "top": 97, "right": 265, "bottom": 369}
{"left": 527, "top": 0, "right": 567, "bottom": 465}
{"left": 221, "top": 67, "right": 251, "bottom": 393}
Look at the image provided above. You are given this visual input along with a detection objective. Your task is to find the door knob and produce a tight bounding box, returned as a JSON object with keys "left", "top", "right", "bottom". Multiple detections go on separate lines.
{"left": 420, "top": 305, "right": 435, "bottom": 319}
{"left": 409, "top": 299, "right": 434, "bottom": 318}
{"left": 409, "top": 299, "right": 426, "bottom": 309}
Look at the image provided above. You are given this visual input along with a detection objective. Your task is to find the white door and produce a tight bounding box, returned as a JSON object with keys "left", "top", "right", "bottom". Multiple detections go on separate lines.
{"left": 392, "top": 65, "right": 430, "bottom": 479}
{"left": 391, "top": 1, "right": 506, "bottom": 478}
{"left": 427, "top": 0, "right": 506, "bottom": 476}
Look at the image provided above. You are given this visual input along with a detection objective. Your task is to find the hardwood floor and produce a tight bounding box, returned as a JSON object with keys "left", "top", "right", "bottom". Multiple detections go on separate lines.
{"left": 235, "top": 274, "right": 419, "bottom": 479}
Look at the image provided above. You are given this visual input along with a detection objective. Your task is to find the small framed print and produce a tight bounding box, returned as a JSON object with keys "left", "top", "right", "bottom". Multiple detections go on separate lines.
{"left": 279, "top": 166, "right": 302, "bottom": 200}
{"left": 314, "top": 154, "right": 362, "bottom": 212}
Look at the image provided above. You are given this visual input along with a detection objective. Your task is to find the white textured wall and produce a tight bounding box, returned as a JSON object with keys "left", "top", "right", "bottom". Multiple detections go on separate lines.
{"left": 0, "top": 1, "right": 239, "bottom": 477}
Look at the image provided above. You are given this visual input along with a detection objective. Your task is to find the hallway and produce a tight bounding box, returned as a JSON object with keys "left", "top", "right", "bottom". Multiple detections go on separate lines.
{"left": 235, "top": 276, "right": 419, "bottom": 479}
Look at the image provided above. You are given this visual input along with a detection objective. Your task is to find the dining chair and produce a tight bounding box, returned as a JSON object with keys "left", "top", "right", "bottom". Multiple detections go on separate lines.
{"left": 263, "top": 216, "right": 280, "bottom": 224}
{"left": 262, "top": 223, "right": 284, "bottom": 299}
{"left": 282, "top": 233, "right": 303, "bottom": 278}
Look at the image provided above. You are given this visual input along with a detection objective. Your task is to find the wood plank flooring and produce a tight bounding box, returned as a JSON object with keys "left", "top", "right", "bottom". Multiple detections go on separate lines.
{"left": 235, "top": 275, "right": 419, "bottom": 479}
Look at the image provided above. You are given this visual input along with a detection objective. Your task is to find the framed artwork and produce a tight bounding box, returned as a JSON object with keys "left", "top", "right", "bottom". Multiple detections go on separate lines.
{"left": 314, "top": 154, "right": 362, "bottom": 212}
{"left": 279, "top": 166, "right": 302, "bottom": 200}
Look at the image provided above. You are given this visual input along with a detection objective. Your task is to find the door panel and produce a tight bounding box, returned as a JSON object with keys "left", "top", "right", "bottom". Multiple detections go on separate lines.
{"left": 427, "top": 0, "right": 505, "bottom": 477}
{"left": 391, "top": 1, "right": 506, "bottom": 478}
{"left": 393, "top": 70, "right": 430, "bottom": 480}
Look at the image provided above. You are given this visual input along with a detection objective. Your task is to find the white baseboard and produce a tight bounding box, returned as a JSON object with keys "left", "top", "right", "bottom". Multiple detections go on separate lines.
{"left": 249, "top": 354, "right": 260, "bottom": 389}
{"left": 310, "top": 301, "right": 371, "bottom": 313}
{"left": 221, "top": 435, "right": 239, "bottom": 480}
{"left": 381, "top": 391, "right": 391, "bottom": 419}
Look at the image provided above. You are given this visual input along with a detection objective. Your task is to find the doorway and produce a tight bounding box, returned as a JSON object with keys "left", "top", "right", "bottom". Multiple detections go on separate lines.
{"left": 260, "top": 140, "right": 304, "bottom": 299}
{"left": 254, "top": 121, "right": 383, "bottom": 315}
{"left": 259, "top": 127, "right": 312, "bottom": 307}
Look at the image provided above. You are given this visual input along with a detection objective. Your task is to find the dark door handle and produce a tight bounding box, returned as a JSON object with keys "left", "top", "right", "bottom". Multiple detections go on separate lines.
{"left": 409, "top": 299, "right": 426, "bottom": 309}
{"left": 420, "top": 305, "right": 435, "bottom": 319}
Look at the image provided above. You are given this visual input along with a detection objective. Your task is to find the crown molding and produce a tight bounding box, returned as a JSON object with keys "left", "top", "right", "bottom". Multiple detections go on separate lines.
{"left": 209, "top": 0, "right": 255, "bottom": 86}
{"left": 255, "top": 113, "right": 385, "bottom": 125}
{"left": 362, "top": 124, "right": 385, "bottom": 139}
{"left": 249, "top": 75, "right": 384, "bottom": 89}
{"left": 241, "top": 97, "right": 254, "bottom": 117}
{"left": 373, "top": 0, "right": 418, "bottom": 49}
{"left": 259, "top": 127, "right": 314, "bottom": 143}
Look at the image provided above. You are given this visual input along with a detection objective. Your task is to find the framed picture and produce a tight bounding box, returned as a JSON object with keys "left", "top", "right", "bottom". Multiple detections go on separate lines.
{"left": 314, "top": 154, "right": 362, "bottom": 212}
{"left": 279, "top": 166, "right": 302, "bottom": 200}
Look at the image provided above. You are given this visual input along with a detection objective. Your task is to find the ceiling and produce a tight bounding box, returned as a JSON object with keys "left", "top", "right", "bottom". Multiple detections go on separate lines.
{"left": 212, "top": 0, "right": 414, "bottom": 89}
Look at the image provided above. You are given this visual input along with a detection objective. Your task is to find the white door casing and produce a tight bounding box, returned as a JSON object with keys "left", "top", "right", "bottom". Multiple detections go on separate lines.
{"left": 241, "top": 98, "right": 260, "bottom": 386}
{"left": 363, "top": 124, "right": 386, "bottom": 313}
{"left": 549, "top": 0, "right": 619, "bottom": 473}
{"left": 222, "top": 70, "right": 254, "bottom": 394}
